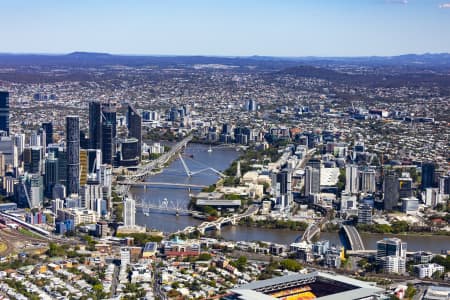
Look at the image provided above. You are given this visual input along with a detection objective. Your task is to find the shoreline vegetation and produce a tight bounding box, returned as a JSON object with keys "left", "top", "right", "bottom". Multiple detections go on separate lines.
{"left": 238, "top": 218, "right": 309, "bottom": 231}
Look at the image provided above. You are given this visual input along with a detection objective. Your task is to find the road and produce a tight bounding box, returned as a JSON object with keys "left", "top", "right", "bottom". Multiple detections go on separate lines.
{"left": 343, "top": 225, "right": 365, "bottom": 251}
{"left": 132, "top": 135, "right": 193, "bottom": 180}
{"left": 110, "top": 263, "right": 120, "bottom": 296}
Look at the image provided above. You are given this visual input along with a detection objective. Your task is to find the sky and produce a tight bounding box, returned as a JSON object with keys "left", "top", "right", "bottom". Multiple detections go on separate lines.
{"left": 1, "top": 0, "right": 450, "bottom": 57}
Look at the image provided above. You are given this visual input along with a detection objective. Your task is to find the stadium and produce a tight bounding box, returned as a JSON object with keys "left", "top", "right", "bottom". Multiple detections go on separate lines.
{"left": 224, "top": 271, "right": 383, "bottom": 300}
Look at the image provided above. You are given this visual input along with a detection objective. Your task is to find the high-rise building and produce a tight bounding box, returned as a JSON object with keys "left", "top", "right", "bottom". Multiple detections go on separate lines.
{"left": 42, "top": 122, "right": 53, "bottom": 146}
{"left": 101, "top": 122, "right": 113, "bottom": 165}
{"left": 66, "top": 116, "right": 80, "bottom": 195}
{"left": 305, "top": 166, "right": 320, "bottom": 197}
{"left": 79, "top": 149, "right": 88, "bottom": 186}
{"left": 100, "top": 164, "right": 112, "bottom": 208}
{"left": 222, "top": 123, "right": 232, "bottom": 135}
{"left": 30, "top": 174, "right": 44, "bottom": 208}
{"left": 377, "top": 238, "right": 407, "bottom": 274}
{"left": 24, "top": 146, "right": 42, "bottom": 174}
{"left": 273, "top": 170, "right": 292, "bottom": 211}
{"left": 38, "top": 128, "right": 47, "bottom": 156}
{"left": 87, "top": 149, "right": 102, "bottom": 177}
{"left": 377, "top": 238, "right": 407, "bottom": 261}
{"left": 123, "top": 196, "right": 135, "bottom": 227}
{"left": 127, "top": 103, "right": 142, "bottom": 161}
{"left": 102, "top": 103, "right": 117, "bottom": 138}
{"left": 340, "top": 192, "right": 357, "bottom": 213}
{"left": 383, "top": 173, "right": 399, "bottom": 210}
{"left": 0, "top": 136, "right": 18, "bottom": 168}
{"left": 80, "top": 179, "right": 102, "bottom": 213}
{"left": 358, "top": 204, "right": 372, "bottom": 224}
{"left": 48, "top": 144, "right": 67, "bottom": 187}
{"left": 30, "top": 132, "right": 41, "bottom": 147}
{"left": 345, "top": 165, "right": 359, "bottom": 194}
{"left": 421, "top": 162, "right": 436, "bottom": 190}
{"left": 117, "top": 138, "right": 139, "bottom": 166}
{"left": 439, "top": 175, "right": 450, "bottom": 196}
{"left": 52, "top": 183, "right": 66, "bottom": 200}
{"left": 44, "top": 152, "right": 59, "bottom": 198}
{"left": 13, "top": 133, "right": 25, "bottom": 162}
{"left": 360, "top": 168, "right": 376, "bottom": 194}
{"left": 79, "top": 130, "right": 89, "bottom": 150}
{"left": 398, "top": 173, "right": 413, "bottom": 199}
{"left": 424, "top": 188, "right": 441, "bottom": 208}
{"left": 0, "top": 91, "right": 9, "bottom": 135}
{"left": 305, "top": 159, "right": 321, "bottom": 198}
{"left": 89, "top": 100, "right": 102, "bottom": 150}
{"left": 0, "top": 153, "right": 5, "bottom": 178}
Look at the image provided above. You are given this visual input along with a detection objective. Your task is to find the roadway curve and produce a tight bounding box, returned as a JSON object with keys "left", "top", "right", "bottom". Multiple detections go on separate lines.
{"left": 342, "top": 225, "right": 365, "bottom": 251}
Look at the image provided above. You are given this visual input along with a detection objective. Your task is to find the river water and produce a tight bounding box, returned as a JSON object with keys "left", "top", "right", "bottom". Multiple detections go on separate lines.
{"left": 132, "top": 144, "right": 449, "bottom": 254}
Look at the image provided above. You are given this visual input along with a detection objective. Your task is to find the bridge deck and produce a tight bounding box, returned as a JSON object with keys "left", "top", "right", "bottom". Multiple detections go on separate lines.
{"left": 342, "top": 225, "right": 365, "bottom": 251}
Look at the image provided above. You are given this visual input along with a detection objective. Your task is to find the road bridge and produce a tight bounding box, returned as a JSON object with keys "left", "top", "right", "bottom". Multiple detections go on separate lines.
{"left": 126, "top": 135, "right": 193, "bottom": 182}
{"left": 295, "top": 223, "right": 321, "bottom": 243}
{"left": 175, "top": 205, "right": 259, "bottom": 235}
{"left": 341, "top": 225, "right": 365, "bottom": 251}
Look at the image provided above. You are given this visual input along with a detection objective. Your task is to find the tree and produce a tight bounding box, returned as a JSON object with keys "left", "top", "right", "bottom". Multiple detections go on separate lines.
{"left": 280, "top": 259, "right": 303, "bottom": 272}
{"left": 337, "top": 168, "right": 346, "bottom": 192}
{"left": 432, "top": 270, "right": 443, "bottom": 280}
{"left": 232, "top": 256, "right": 248, "bottom": 271}
{"left": 391, "top": 221, "right": 409, "bottom": 234}
{"left": 431, "top": 255, "right": 450, "bottom": 272}
{"left": 405, "top": 284, "right": 416, "bottom": 299}
{"left": 47, "top": 242, "right": 66, "bottom": 257}
{"left": 197, "top": 253, "right": 212, "bottom": 261}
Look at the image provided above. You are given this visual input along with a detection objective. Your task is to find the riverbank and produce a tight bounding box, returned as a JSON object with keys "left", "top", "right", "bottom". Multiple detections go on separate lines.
{"left": 238, "top": 218, "right": 309, "bottom": 231}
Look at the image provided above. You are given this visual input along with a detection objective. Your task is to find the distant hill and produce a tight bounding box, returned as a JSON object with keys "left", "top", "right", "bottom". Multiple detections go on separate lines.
{"left": 0, "top": 52, "right": 449, "bottom": 69}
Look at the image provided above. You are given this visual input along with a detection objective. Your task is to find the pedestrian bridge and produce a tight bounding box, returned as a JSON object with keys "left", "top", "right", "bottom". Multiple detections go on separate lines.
{"left": 117, "top": 181, "right": 208, "bottom": 189}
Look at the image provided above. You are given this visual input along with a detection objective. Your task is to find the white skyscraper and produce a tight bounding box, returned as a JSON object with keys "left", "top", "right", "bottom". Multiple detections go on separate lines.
{"left": 80, "top": 181, "right": 103, "bottom": 215}
{"left": 360, "top": 168, "right": 376, "bottom": 194}
{"left": 345, "top": 165, "right": 359, "bottom": 194}
{"left": 123, "top": 196, "right": 135, "bottom": 227}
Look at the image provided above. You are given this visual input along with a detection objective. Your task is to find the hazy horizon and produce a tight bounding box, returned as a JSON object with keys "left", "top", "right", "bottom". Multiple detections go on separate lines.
{"left": 2, "top": 0, "right": 450, "bottom": 57}
{"left": 1, "top": 50, "right": 450, "bottom": 59}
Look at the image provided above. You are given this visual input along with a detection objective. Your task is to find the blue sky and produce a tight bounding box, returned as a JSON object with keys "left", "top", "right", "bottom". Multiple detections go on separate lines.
{"left": 1, "top": 0, "right": 450, "bottom": 56}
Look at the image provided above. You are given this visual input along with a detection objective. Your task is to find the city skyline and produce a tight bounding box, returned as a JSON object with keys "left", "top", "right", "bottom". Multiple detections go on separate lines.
{"left": 1, "top": 0, "right": 450, "bottom": 57}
